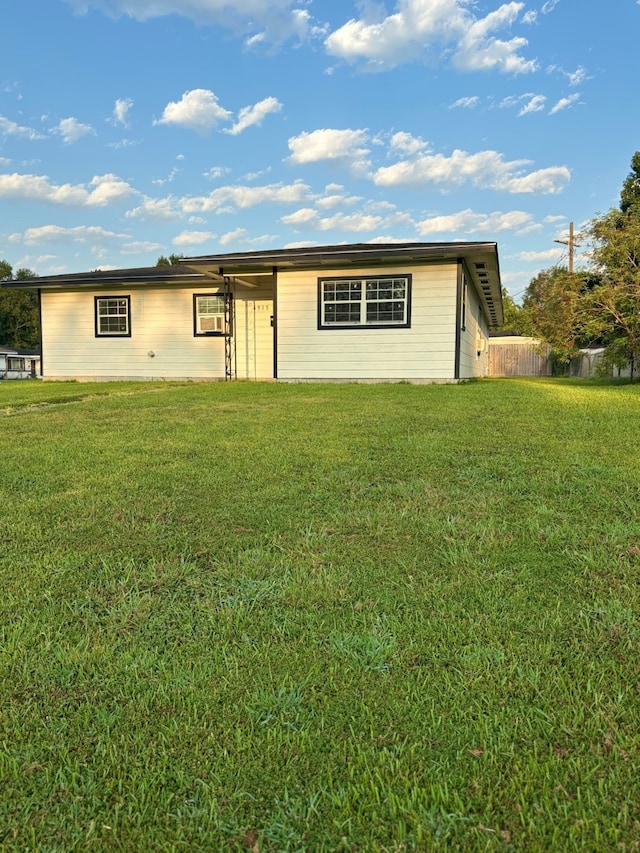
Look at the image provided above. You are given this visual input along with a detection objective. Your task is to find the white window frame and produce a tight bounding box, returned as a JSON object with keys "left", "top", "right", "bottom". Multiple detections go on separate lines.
{"left": 319, "top": 275, "right": 411, "bottom": 329}
{"left": 193, "top": 293, "right": 228, "bottom": 336}
{"left": 95, "top": 296, "right": 131, "bottom": 337}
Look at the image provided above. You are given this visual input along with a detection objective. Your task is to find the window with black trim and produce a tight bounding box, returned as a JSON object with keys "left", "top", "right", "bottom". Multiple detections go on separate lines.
{"left": 8, "top": 357, "right": 25, "bottom": 371}
{"left": 95, "top": 296, "right": 131, "bottom": 337}
{"left": 194, "top": 293, "right": 227, "bottom": 336}
{"left": 319, "top": 275, "right": 411, "bottom": 329}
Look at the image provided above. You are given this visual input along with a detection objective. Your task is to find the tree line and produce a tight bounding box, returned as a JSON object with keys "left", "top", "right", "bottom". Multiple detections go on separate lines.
{"left": 0, "top": 261, "right": 39, "bottom": 349}
{"left": 498, "top": 151, "right": 640, "bottom": 378}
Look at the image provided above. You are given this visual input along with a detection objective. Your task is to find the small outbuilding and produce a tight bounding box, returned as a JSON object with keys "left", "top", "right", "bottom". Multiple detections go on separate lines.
{"left": 2, "top": 242, "right": 503, "bottom": 383}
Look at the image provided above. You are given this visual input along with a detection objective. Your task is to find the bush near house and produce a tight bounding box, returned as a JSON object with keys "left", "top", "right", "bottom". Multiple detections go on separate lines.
{"left": 1, "top": 379, "right": 639, "bottom": 851}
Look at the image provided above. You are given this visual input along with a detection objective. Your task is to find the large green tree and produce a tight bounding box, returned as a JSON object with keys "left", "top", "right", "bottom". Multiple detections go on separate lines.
{"left": 521, "top": 266, "right": 594, "bottom": 363}
{"left": 0, "top": 261, "right": 40, "bottom": 348}
{"left": 581, "top": 208, "right": 640, "bottom": 378}
{"left": 492, "top": 287, "right": 534, "bottom": 335}
{"left": 620, "top": 151, "right": 640, "bottom": 215}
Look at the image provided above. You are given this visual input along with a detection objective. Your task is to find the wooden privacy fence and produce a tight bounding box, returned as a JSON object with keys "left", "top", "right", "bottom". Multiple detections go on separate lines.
{"left": 488, "top": 337, "right": 552, "bottom": 377}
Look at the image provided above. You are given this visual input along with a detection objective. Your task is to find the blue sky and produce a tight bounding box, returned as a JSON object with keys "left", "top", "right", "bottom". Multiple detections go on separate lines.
{"left": 1, "top": 0, "right": 639, "bottom": 300}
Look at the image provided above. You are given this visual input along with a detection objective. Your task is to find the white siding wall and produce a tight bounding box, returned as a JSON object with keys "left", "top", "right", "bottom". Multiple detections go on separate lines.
{"left": 458, "top": 277, "right": 489, "bottom": 379}
{"left": 276, "top": 263, "right": 458, "bottom": 380}
{"left": 41, "top": 284, "right": 274, "bottom": 380}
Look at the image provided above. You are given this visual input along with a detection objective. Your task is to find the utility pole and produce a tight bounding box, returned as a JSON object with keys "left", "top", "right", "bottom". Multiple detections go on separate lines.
{"left": 554, "top": 221, "right": 577, "bottom": 274}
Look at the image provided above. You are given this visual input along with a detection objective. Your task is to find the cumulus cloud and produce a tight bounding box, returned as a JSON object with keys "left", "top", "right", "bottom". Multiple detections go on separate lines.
{"left": 325, "top": 0, "right": 536, "bottom": 74}
{"left": 110, "top": 97, "right": 133, "bottom": 127}
{"left": 518, "top": 94, "right": 546, "bottom": 115}
{"left": 52, "top": 117, "right": 96, "bottom": 143}
{"left": 182, "top": 180, "right": 311, "bottom": 213}
{"left": 154, "top": 89, "right": 232, "bottom": 133}
{"left": 281, "top": 208, "right": 384, "bottom": 233}
{"left": 549, "top": 93, "right": 580, "bottom": 114}
{"left": 121, "top": 240, "right": 164, "bottom": 254}
{"left": 373, "top": 147, "right": 570, "bottom": 194}
{"left": 225, "top": 96, "right": 282, "bottom": 136}
{"left": 287, "top": 128, "right": 371, "bottom": 174}
{"left": 63, "top": 0, "right": 323, "bottom": 46}
{"left": 0, "top": 115, "right": 44, "bottom": 140}
{"left": 416, "top": 208, "right": 537, "bottom": 235}
{"left": 518, "top": 247, "right": 564, "bottom": 261}
{"left": 389, "top": 131, "right": 428, "bottom": 155}
{"left": 20, "top": 224, "right": 129, "bottom": 245}
{"left": 449, "top": 96, "right": 480, "bottom": 109}
{"left": 0, "top": 172, "right": 136, "bottom": 206}
{"left": 172, "top": 230, "right": 217, "bottom": 246}
{"left": 126, "top": 180, "right": 311, "bottom": 220}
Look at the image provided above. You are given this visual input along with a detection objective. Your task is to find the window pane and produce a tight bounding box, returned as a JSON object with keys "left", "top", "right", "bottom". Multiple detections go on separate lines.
{"left": 97, "top": 298, "right": 129, "bottom": 334}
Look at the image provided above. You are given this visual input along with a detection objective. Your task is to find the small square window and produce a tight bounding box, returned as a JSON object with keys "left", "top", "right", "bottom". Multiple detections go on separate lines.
{"left": 194, "top": 293, "right": 229, "bottom": 336}
{"left": 95, "top": 296, "right": 131, "bottom": 337}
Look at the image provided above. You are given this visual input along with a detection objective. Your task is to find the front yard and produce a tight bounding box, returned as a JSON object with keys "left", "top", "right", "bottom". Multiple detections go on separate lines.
{"left": 1, "top": 378, "right": 639, "bottom": 851}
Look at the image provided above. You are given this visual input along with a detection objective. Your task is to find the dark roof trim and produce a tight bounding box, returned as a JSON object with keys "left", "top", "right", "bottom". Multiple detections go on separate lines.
{"left": 1, "top": 264, "right": 212, "bottom": 290}
{"left": 183, "top": 241, "right": 498, "bottom": 268}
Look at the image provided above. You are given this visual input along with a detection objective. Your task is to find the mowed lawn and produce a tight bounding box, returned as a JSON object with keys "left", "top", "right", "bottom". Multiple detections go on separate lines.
{"left": 1, "top": 378, "right": 639, "bottom": 852}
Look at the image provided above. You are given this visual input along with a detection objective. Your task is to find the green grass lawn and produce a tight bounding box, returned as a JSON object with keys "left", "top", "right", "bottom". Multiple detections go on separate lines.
{"left": 1, "top": 378, "right": 639, "bottom": 851}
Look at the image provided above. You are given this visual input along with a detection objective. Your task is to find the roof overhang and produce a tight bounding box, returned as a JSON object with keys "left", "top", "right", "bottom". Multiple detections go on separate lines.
{"left": 183, "top": 241, "right": 503, "bottom": 325}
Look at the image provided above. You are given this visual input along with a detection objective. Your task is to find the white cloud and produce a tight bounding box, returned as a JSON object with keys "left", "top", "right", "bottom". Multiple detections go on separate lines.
{"left": 204, "top": 166, "right": 231, "bottom": 180}
{"left": 64, "top": 0, "right": 321, "bottom": 45}
{"left": 454, "top": 3, "right": 537, "bottom": 74}
{"left": 172, "top": 230, "right": 217, "bottom": 246}
{"left": 219, "top": 228, "right": 279, "bottom": 247}
{"left": 126, "top": 180, "right": 311, "bottom": 220}
{"left": 184, "top": 180, "right": 311, "bottom": 213}
{"left": 225, "top": 96, "right": 282, "bottom": 136}
{"left": 110, "top": 97, "right": 133, "bottom": 127}
{"left": 154, "top": 89, "right": 232, "bottom": 133}
{"left": 518, "top": 94, "right": 546, "bottom": 115}
{"left": 449, "top": 96, "right": 480, "bottom": 109}
{"left": 281, "top": 208, "right": 384, "bottom": 233}
{"left": 287, "top": 128, "right": 371, "bottom": 174}
{"left": 518, "top": 248, "right": 564, "bottom": 261}
{"left": 374, "top": 147, "right": 570, "bottom": 194}
{"left": 541, "top": 0, "right": 560, "bottom": 12}
{"left": 152, "top": 167, "right": 182, "bottom": 186}
{"left": 20, "top": 224, "right": 129, "bottom": 245}
{"left": 220, "top": 228, "right": 249, "bottom": 246}
{"left": 125, "top": 196, "right": 182, "bottom": 220}
{"left": 52, "top": 117, "right": 96, "bottom": 144}
{"left": 325, "top": 0, "right": 536, "bottom": 74}
{"left": 389, "top": 131, "right": 428, "bottom": 155}
{"left": 121, "top": 240, "right": 164, "bottom": 254}
{"left": 416, "top": 208, "right": 536, "bottom": 235}
{"left": 0, "top": 172, "right": 136, "bottom": 206}
{"left": 549, "top": 93, "right": 580, "bottom": 114}
{"left": 0, "top": 115, "right": 44, "bottom": 140}
{"left": 522, "top": 10, "right": 537, "bottom": 23}
{"left": 565, "top": 66, "right": 587, "bottom": 87}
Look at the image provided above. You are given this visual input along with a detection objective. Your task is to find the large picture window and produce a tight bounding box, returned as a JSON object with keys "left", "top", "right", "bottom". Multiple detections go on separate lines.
{"left": 319, "top": 275, "right": 411, "bottom": 329}
{"left": 95, "top": 296, "right": 131, "bottom": 337}
{"left": 194, "top": 293, "right": 228, "bottom": 336}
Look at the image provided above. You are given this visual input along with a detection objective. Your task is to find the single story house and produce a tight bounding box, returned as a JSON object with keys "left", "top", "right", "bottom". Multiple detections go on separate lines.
{"left": 0, "top": 346, "right": 41, "bottom": 380}
{"left": 1, "top": 242, "right": 503, "bottom": 383}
